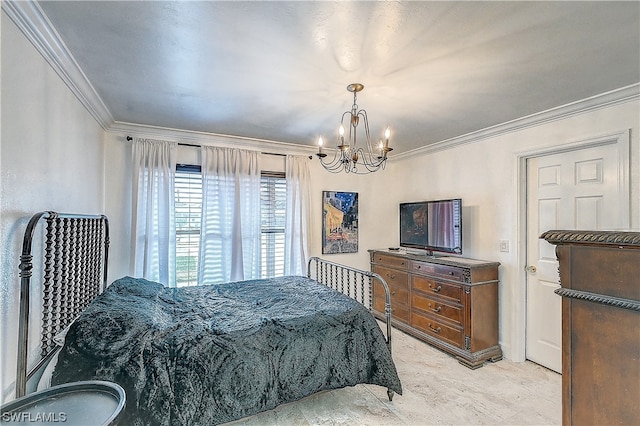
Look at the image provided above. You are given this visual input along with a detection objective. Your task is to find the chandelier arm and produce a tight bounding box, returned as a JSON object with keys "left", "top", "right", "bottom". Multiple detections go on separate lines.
{"left": 359, "top": 110, "right": 376, "bottom": 153}
{"left": 359, "top": 162, "right": 383, "bottom": 173}
{"left": 320, "top": 161, "right": 346, "bottom": 172}
{"left": 318, "top": 149, "right": 345, "bottom": 171}
{"left": 354, "top": 147, "right": 384, "bottom": 170}
{"left": 349, "top": 111, "right": 356, "bottom": 148}
{"left": 350, "top": 159, "right": 385, "bottom": 174}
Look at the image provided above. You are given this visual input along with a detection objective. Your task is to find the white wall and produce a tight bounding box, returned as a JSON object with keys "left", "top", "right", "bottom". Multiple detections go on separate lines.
{"left": 102, "top": 134, "right": 132, "bottom": 282}
{"left": 0, "top": 13, "right": 105, "bottom": 402}
{"left": 387, "top": 99, "right": 640, "bottom": 361}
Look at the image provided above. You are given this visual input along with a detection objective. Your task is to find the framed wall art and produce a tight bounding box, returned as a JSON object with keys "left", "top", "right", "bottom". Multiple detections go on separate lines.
{"left": 322, "top": 191, "right": 358, "bottom": 254}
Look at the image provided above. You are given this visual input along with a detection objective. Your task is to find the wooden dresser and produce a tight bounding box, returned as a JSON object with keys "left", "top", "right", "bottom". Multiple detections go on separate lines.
{"left": 541, "top": 230, "right": 640, "bottom": 426}
{"left": 369, "top": 249, "right": 502, "bottom": 369}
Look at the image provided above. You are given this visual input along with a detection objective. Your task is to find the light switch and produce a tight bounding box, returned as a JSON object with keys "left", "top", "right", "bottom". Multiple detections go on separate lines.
{"left": 499, "top": 240, "right": 510, "bottom": 253}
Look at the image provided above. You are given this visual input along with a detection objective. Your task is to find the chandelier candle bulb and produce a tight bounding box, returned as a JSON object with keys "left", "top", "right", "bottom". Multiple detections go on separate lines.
{"left": 338, "top": 125, "right": 349, "bottom": 151}
{"left": 317, "top": 137, "right": 327, "bottom": 158}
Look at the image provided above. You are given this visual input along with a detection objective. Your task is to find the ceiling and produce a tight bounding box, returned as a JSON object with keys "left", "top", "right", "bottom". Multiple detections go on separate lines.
{"left": 31, "top": 1, "right": 640, "bottom": 154}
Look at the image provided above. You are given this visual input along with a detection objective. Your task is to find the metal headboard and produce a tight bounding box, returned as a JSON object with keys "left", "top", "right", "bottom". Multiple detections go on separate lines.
{"left": 16, "top": 211, "right": 109, "bottom": 398}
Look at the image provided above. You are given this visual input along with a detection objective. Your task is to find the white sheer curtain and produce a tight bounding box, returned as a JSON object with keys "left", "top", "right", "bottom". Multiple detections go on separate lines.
{"left": 131, "top": 138, "right": 177, "bottom": 287}
{"left": 284, "top": 155, "right": 311, "bottom": 275}
{"left": 198, "top": 146, "right": 261, "bottom": 284}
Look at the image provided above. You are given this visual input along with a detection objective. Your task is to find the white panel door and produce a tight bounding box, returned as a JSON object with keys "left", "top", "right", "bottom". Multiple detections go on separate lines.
{"left": 526, "top": 143, "right": 627, "bottom": 372}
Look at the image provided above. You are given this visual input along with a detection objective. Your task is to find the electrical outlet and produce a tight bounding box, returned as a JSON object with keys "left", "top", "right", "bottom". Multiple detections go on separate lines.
{"left": 499, "top": 240, "right": 510, "bottom": 253}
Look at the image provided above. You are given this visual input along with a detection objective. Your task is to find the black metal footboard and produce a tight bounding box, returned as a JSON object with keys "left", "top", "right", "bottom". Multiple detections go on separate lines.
{"left": 307, "top": 256, "right": 395, "bottom": 400}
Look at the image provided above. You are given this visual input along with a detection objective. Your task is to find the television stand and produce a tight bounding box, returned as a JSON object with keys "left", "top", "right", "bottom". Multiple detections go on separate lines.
{"left": 369, "top": 249, "right": 502, "bottom": 369}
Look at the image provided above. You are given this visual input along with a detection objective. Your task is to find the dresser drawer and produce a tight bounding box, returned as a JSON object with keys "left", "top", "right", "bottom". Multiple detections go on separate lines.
{"left": 412, "top": 276, "right": 462, "bottom": 304}
{"left": 412, "top": 292, "right": 463, "bottom": 326}
{"left": 373, "top": 253, "right": 410, "bottom": 269}
{"left": 411, "top": 261, "right": 465, "bottom": 281}
{"left": 373, "top": 295, "right": 410, "bottom": 323}
{"left": 411, "top": 312, "right": 464, "bottom": 348}
{"left": 372, "top": 280, "right": 409, "bottom": 305}
{"left": 373, "top": 266, "right": 409, "bottom": 288}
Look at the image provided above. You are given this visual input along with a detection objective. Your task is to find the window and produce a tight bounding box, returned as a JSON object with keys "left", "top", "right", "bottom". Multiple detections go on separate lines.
{"left": 174, "top": 166, "right": 286, "bottom": 286}
{"left": 260, "top": 172, "right": 286, "bottom": 278}
{"left": 175, "top": 165, "right": 202, "bottom": 287}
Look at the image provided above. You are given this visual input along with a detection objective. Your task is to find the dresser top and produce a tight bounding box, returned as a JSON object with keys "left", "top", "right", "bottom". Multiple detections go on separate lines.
{"left": 541, "top": 230, "right": 640, "bottom": 248}
{"left": 368, "top": 249, "right": 500, "bottom": 269}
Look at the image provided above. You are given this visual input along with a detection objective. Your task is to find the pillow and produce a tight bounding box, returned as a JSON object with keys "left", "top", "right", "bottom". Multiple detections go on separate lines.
{"left": 52, "top": 323, "right": 71, "bottom": 347}
{"left": 36, "top": 324, "right": 71, "bottom": 391}
{"left": 36, "top": 350, "right": 60, "bottom": 391}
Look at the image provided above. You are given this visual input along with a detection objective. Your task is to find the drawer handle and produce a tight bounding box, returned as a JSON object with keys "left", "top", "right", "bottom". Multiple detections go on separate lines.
{"left": 387, "top": 273, "right": 396, "bottom": 280}
{"left": 391, "top": 291, "right": 396, "bottom": 296}
{"left": 428, "top": 303, "right": 442, "bottom": 313}
{"left": 428, "top": 323, "right": 442, "bottom": 333}
{"left": 448, "top": 271, "right": 455, "bottom": 276}
{"left": 429, "top": 284, "right": 442, "bottom": 292}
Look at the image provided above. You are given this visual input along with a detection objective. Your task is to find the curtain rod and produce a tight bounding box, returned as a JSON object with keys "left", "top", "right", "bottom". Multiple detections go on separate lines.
{"left": 126, "top": 135, "right": 286, "bottom": 157}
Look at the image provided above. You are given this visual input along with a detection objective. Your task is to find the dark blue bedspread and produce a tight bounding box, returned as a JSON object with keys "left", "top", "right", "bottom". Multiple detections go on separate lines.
{"left": 52, "top": 276, "right": 402, "bottom": 425}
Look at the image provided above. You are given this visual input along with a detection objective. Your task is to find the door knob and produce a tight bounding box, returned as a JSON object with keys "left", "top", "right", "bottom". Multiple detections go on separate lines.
{"left": 525, "top": 265, "right": 537, "bottom": 273}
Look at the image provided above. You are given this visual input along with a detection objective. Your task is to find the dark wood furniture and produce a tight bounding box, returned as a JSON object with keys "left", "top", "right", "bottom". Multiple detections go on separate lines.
{"left": 369, "top": 249, "right": 502, "bottom": 369}
{"left": 541, "top": 230, "right": 640, "bottom": 426}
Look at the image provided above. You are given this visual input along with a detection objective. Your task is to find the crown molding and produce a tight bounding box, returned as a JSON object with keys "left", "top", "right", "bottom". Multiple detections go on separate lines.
{"left": 393, "top": 83, "right": 640, "bottom": 160}
{"left": 109, "top": 121, "right": 317, "bottom": 156}
{"left": 2, "top": 0, "right": 114, "bottom": 129}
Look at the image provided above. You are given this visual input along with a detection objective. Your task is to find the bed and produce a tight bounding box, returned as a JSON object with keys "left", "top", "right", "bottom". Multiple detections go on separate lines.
{"left": 14, "top": 212, "right": 402, "bottom": 425}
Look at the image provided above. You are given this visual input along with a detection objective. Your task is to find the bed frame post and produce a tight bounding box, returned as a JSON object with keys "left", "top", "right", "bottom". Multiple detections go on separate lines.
{"left": 16, "top": 212, "right": 51, "bottom": 398}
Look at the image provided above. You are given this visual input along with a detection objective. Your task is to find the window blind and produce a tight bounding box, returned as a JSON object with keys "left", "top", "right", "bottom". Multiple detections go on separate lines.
{"left": 260, "top": 172, "right": 286, "bottom": 278}
{"left": 175, "top": 164, "right": 202, "bottom": 287}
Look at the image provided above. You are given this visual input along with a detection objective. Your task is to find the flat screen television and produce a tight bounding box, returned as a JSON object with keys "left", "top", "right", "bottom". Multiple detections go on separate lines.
{"left": 399, "top": 199, "right": 462, "bottom": 255}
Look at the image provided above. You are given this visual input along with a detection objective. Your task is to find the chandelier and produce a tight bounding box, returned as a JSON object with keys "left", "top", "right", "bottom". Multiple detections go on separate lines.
{"left": 316, "top": 83, "right": 392, "bottom": 174}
